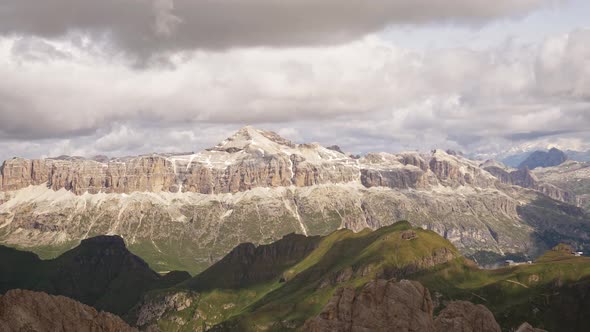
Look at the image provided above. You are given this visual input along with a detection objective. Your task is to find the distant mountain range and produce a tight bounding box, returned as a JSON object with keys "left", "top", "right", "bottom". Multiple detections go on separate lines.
{"left": 517, "top": 147, "right": 568, "bottom": 170}
{"left": 502, "top": 148, "right": 590, "bottom": 168}
{"left": 1, "top": 126, "right": 589, "bottom": 275}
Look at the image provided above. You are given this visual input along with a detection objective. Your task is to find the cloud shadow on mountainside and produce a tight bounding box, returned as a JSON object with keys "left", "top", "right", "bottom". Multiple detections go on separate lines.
{"left": 517, "top": 196, "right": 590, "bottom": 254}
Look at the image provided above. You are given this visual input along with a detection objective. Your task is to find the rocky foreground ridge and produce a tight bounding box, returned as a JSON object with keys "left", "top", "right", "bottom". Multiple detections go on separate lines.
{"left": 0, "top": 127, "right": 589, "bottom": 273}
{"left": 304, "top": 279, "right": 503, "bottom": 332}
{"left": 0, "top": 289, "right": 137, "bottom": 332}
{"left": 305, "top": 279, "right": 547, "bottom": 332}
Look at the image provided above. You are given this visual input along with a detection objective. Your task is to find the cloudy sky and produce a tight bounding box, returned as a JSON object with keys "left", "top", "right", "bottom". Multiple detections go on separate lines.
{"left": 0, "top": 0, "right": 589, "bottom": 161}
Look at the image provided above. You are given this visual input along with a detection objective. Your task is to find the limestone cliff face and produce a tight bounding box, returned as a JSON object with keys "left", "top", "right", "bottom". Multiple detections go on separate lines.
{"left": 484, "top": 165, "right": 575, "bottom": 205}
{"left": 429, "top": 150, "right": 496, "bottom": 188}
{"left": 0, "top": 158, "right": 53, "bottom": 191}
{"left": 532, "top": 160, "right": 590, "bottom": 212}
{"left": 0, "top": 128, "right": 359, "bottom": 195}
{"left": 0, "top": 156, "right": 178, "bottom": 195}
{"left": 0, "top": 131, "right": 498, "bottom": 196}
{"left": 0, "top": 289, "right": 137, "bottom": 332}
{"left": 360, "top": 167, "right": 429, "bottom": 189}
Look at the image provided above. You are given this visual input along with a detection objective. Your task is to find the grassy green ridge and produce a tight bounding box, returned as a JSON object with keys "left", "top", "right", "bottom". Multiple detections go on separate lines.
{"left": 146, "top": 221, "right": 460, "bottom": 331}
{"left": 146, "top": 222, "right": 590, "bottom": 332}
{"left": 413, "top": 251, "right": 590, "bottom": 331}
{"left": 212, "top": 221, "right": 460, "bottom": 330}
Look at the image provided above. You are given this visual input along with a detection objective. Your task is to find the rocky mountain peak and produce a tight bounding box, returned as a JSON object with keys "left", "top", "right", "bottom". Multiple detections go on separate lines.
{"left": 210, "top": 126, "right": 296, "bottom": 154}
{"left": 479, "top": 159, "right": 510, "bottom": 170}
{"left": 518, "top": 148, "right": 568, "bottom": 170}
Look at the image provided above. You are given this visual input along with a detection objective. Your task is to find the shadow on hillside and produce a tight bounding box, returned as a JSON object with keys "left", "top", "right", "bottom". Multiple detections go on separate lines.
{"left": 517, "top": 195, "right": 590, "bottom": 254}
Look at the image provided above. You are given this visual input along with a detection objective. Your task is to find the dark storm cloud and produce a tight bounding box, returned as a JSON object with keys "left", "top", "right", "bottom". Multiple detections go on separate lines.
{"left": 0, "top": 0, "right": 552, "bottom": 57}
{"left": 506, "top": 130, "right": 574, "bottom": 141}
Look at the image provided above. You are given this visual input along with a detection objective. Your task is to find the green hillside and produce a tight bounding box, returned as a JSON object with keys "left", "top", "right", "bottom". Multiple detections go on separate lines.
{"left": 141, "top": 221, "right": 461, "bottom": 331}
{"left": 136, "top": 222, "right": 590, "bottom": 332}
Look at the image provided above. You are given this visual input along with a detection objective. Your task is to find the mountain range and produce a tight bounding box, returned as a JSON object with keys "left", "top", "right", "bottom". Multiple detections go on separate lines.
{"left": 517, "top": 148, "right": 568, "bottom": 170}
{"left": 501, "top": 149, "right": 590, "bottom": 168}
{"left": 2, "top": 222, "right": 589, "bottom": 331}
{"left": 1, "top": 126, "right": 589, "bottom": 274}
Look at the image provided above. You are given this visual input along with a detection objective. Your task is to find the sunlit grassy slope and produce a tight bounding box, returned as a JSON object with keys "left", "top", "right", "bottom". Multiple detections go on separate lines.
{"left": 146, "top": 222, "right": 590, "bottom": 332}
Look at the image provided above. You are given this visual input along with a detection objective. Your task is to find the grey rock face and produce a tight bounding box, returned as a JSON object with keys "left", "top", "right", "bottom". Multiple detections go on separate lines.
{"left": 483, "top": 165, "right": 575, "bottom": 204}
{"left": 434, "top": 301, "right": 501, "bottom": 332}
{"left": 0, "top": 129, "right": 498, "bottom": 196}
{"left": 0, "top": 289, "right": 137, "bottom": 332}
{"left": 532, "top": 160, "right": 590, "bottom": 211}
{"left": 135, "top": 291, "right": 196, "bottom": 327}
{"left": 515, "top": 322, "right": 548, "bottom": 332}
{"left": 304, "top": 279, "right": 435, "bottom": 332}
{"left": 304, "top": 280, "right": 504, "bottom": 332}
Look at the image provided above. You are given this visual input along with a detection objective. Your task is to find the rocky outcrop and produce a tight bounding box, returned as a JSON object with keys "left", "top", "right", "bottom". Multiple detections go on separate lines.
{"left": 0, "top": 158, "right": 53, "bottom": 191}
{"left": 361, "top": 167, "right": 428, "bottom": 189}
{"left": 399, "top": 152, "right": 429, "bottom": 171}
{"left": 518, "top": 148, "right": 568, "bottom": 170}
{"left": 360, "top": 152, "right": 432, "bottom": 189}
{"left": 515, "top": 322, "right": 547, "bottom": 332}
{"left": 305, "top": 279, "right": 509, "bottom": 332}
{"left": 434, "top": 301, "right": 501, "bottom": 332}
{"left": 429, "top": 150, "right": 495, "bottom": 188}
{"left": 484, "top": 165, "right": 575, "bottom": 204}
{"left": 0, "top": 289, "right": 136, "bottom": 332}
{"left": 380, "top": 247, "right": 456, "bottom": 280}
{"left": 0, "top": 156, "right": 178, "bottom": 195}
{"left": 304, "top": 279, "right": 435, "bottom": 332}
{"left": 305, "top": 280, "right": 508, "bottom": 332}
{"left": 135, "top": 291, "right": 196, "bottom": 327}
{"left": 532, "top": 160, "right": 590, "bottom": 211}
